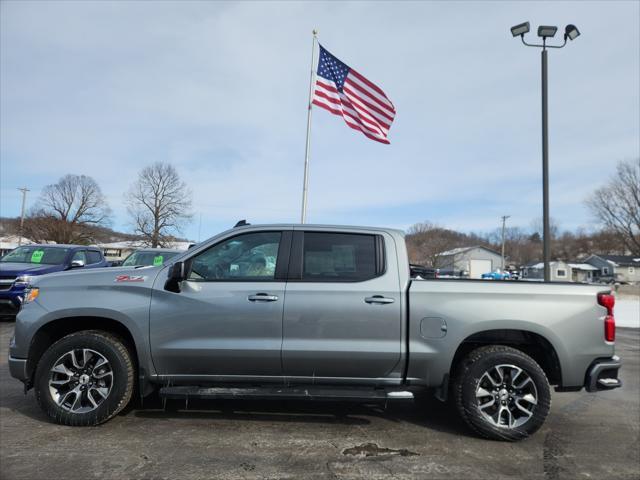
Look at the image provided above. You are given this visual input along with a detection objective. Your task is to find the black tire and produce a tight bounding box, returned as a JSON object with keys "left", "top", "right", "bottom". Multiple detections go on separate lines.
{"left": 34, "top": 330, "right": 135, "bottom": 426}
{"left": 452, "top": 345, "right": 551, "bottom": 441}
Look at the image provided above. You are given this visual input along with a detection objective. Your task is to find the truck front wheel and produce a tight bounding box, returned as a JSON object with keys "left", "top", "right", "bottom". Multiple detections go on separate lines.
{"left": 452, "top": 345, "right": 551, "bottom": 441}
{"left": 34, "top": 330, "right": 135, "bottom": 426}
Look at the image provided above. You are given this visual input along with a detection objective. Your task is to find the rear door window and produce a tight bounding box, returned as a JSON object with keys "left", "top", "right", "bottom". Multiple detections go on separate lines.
{"left": 301, "top": 232, "right": 380, "bottom": 282}
{"left": 86, "top": 251, "right": 102, "bottom": 264}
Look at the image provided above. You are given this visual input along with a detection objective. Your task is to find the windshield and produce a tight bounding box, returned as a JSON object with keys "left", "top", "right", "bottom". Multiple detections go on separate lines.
{"left": 121, "top": 251, "right": 180, "bottom": 267}
{"left": 0, "top": 246, "right": 70, "bottom": 265}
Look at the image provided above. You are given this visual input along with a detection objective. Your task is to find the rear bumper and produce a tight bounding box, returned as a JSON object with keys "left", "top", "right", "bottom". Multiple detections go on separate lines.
{"left": 8, "top": 355, "right": 28, "bottom": 382}
{"left": 585, "top": 356, "right": 622, "bottom": 392}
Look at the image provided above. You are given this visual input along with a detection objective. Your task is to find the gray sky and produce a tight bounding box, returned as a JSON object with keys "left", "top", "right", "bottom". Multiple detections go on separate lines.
{"left": 1, "top": 0, "right": 639, "bottom": 241}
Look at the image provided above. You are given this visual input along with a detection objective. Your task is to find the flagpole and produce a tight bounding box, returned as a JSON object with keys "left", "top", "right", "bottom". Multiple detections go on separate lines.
{"left": 300, "top": 29, "right": 318, "bottom": 224}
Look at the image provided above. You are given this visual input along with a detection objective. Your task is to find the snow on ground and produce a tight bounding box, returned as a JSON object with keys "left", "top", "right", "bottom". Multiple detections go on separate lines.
{"left": 615, "top": 296, "right": 640, "bottom": 329}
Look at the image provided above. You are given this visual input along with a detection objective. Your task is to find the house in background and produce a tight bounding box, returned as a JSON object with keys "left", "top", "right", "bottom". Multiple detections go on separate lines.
{"left": 0, "top": 235, "right": 33, "bottom": 257}
{"left": 584, "top": 255, "right": 640, "bottom": 284}
{"left": 435, "top": 246, "right": 503, "bottom": 279}
{"left": 521, "top": 261, "right": 598, "bottom": 283}
{"left": 96, "top": 240, "right": 191, "bottom": 263}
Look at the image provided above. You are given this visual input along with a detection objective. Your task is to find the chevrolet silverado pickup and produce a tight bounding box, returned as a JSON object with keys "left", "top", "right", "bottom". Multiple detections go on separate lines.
{"left": 8, "top": 224, "right": 621, "bottom": 440}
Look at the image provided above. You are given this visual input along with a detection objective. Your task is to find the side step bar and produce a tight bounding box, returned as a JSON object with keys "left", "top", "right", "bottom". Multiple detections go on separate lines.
{"left": 159, "top": 386, "right": 414, "bottom": 402}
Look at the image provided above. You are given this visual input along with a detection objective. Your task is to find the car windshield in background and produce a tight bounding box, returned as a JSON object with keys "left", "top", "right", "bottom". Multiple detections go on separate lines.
{"left": 121, "top": 251, "right": 180, "bottom": 267}
{"left": 0, "top": 246, "right": 70, "bottom": 265}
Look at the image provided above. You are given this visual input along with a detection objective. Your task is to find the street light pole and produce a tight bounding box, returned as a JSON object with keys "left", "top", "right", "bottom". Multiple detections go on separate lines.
{"left": 541, "top": 47, "right": 550, "bottom": 282}
{"left": 500, "top": 215, "right": 511, "bottom": 270}
{"left": 17, "top": 187, "right": 29, "bottom": 246}
{"left": 510, "top": 22, "right": 580, "bottom": 282}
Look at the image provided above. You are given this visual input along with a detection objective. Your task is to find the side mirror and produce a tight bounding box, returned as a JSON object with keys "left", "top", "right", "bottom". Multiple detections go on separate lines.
{"left": 164, "top": 261, "right": 185, "bottom": 293}
{"left": 70, "top": 260, "right": 85, "bottom": 269}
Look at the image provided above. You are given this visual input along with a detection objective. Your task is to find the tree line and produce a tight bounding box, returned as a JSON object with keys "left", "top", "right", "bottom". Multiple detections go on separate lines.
{"left": 7, "top": 158, "right": 639, "bottom": 260}
{"left": 407, "top": 159, "right": 639, "bottom": 266}
{"left": 19, "top": 162, "right": 192, "bottom": 248}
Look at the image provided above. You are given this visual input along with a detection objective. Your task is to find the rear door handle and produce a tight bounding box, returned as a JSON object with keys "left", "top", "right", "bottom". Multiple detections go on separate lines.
{"left": 248, "top": 293, "right": 279, "bottom": 302}
{"left": 364, "top": 295, "right": 395, "bottom": 304}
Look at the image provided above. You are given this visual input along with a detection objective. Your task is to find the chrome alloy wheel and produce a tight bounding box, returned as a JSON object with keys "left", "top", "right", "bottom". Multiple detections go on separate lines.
{"left": 48, "top": 349, "right": 113, "bottom": 413}
{"left": 475, "top": 364, "right": 538, "bottom": 429}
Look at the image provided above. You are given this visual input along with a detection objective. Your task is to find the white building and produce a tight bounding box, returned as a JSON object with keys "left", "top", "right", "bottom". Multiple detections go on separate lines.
{"left": 435, "top": 246, "right": 504, "bottom": 279}
{"left": 0, "top": 235, "right": 33, "bottom": 257}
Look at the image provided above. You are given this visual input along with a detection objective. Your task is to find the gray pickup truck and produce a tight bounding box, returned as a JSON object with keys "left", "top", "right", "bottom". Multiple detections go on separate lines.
{"left": 9, "top": 224, "right": 621, "bottom": 440}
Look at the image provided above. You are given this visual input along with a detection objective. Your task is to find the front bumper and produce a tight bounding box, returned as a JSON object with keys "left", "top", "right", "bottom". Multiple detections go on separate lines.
{"left": 0, "top": 289, "right": 24, "bottom": 317}
{"left": 585, "top": 356, "right": 622, "bottom": 392}
{"left": 8, "top": 355, "right": 28, "bottom": 382}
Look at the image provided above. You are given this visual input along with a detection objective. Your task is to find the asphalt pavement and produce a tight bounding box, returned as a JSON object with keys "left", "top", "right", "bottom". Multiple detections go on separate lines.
{"left": 0, "top": 321, "right": 638, "bottom": 480}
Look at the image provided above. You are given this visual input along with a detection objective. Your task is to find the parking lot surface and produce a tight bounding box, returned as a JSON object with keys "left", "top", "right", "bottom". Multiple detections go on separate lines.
{"left": 1, "top": 321, "right": 638, "bottom": 480}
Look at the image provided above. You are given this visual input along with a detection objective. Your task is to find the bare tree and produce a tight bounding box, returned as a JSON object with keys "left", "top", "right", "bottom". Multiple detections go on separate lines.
{"left": 23, "top": 174, "right": 111, "bottom": 244}
{"left": 586, "top": 159, "right": 640, "bottom": 255}
{"left": 406, "top": 222, "right": 476, "bottom": 267}
{"left": 126, "top": 162, "right": 193, "bottom": 247}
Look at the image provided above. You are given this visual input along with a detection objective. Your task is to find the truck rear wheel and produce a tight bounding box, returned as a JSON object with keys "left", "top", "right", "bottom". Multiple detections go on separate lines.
{"left": 452, "top": 345, "right": 551, "bottom": 441}
{"left": 34, "top": 330, "right": 135, "bottom": 426}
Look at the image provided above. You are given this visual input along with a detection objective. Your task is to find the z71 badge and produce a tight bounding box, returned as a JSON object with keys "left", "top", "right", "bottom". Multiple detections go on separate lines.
{"left": 114, "top": 275, "right": 147, "bottom": 283}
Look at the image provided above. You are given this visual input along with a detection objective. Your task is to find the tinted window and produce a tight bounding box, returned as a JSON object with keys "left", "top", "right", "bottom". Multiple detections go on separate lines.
{"left": 71, "top": 251, "right": 87, "bottom": 263}
{"left": 0, "top": 246, "right": 70, "bottom": 265}
{"left": 122, "top": 251, "right": 180, "bottom": 267}
{"left": 86, "top": 251, "right": 102, "bottom": 264}
{"left": 302, "top": 233, "right": 378, "bottom": 281}
{"left": 188, "top": 232, "right": 281, "bottom": 281}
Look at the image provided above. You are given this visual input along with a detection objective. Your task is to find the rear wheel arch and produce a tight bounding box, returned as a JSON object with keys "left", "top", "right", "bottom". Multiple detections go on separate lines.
{"left": 450, "top": 329, "right": 562, "bottom": 386}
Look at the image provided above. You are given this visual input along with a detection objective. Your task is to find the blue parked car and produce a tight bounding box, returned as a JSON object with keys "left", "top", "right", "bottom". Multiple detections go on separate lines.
{"left": 0, "top": 244, "right": 109, "bottom": 319}
{"left": 481, "top": 270, "right": 512, "bottom": 280}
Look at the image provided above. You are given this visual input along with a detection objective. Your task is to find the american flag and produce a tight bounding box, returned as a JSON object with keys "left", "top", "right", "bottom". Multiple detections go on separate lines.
{"left": 312, "top": 45, "right": 396, "bottom": 144}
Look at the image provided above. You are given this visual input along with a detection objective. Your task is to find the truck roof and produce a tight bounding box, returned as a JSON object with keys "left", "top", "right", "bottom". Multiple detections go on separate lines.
{"left": 231, "top": 223, "right": 406, "bottom": 237}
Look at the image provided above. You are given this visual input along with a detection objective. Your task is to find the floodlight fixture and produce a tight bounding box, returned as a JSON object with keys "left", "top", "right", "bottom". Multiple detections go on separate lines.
{"left": 565, "top": 24, "right": 580, "bottom": 41}
{"left": 511, "top": 22, "right": 530, "bottom": 37}
{"left": 537, "top": 26, "right": 558, "bottom": 38}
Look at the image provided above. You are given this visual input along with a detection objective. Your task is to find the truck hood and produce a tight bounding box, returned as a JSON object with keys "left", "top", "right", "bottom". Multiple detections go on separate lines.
{"left": 31, "top": 264, "right": 163, "bottom": 288}
{"left": 0, "top": 262, "right": 65, "bottom": 277}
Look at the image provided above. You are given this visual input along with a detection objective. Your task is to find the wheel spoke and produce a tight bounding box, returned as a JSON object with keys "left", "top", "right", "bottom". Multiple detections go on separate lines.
{"left": 476, "top": 387, "right": 493, "bottom": 398}
{"left": 478, "top": 397, "right": 495, "bottom": 411}
{"left": 514, "top": 399, "right": 535, "bottom": 417}
{"left": 51, "top": 364, "right": 74, "bottom": 377}
{"left": 70, "top": 350, "right": 83, "bottom": 369}
{"left": 514, "top": 377, "right": 532, "bottom": 390}
{"left": 93, "top": 370, "right": 113, "bottom": 380}
{"left": 87, "top": 390, "right": 99, "bottom": 408}
{"left": 91, "top": 386, "right": 109, "bottom": 399}
{"left": 70, "top": 390, "right": 83, "bottom": 412}
{"left": 94, "top": 358, "right": 108, "bottom": 370}
{"left": 50, "top": 378, "right": 71, "bottom": 386}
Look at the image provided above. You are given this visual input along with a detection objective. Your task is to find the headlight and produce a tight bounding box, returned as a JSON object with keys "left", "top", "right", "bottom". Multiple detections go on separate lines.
{"left": 23, "top": 287, "right": 39, "bottom": 304}
{"left": 13, "top": 275, "right": 33, "bottom": 287}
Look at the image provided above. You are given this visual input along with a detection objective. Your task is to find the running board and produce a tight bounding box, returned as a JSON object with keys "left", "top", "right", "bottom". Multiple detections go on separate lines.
{"left": 158, "top": 386, "right": 414, "bottom": 402}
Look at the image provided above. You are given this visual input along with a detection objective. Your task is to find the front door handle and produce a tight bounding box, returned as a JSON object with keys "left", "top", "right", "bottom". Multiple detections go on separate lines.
{"left": 364, "top": 295, "right": 395, "bottom": 305}
{"left": 248, "top": 293, "right": 279, "bottom": 302}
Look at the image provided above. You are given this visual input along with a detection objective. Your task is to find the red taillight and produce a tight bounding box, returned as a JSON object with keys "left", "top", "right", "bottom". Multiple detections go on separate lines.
{"left": 598, "top": 293, "right": 616, "bottom": 342}
{"left": 604, "top": 315, "right": 615, "bottom": 342}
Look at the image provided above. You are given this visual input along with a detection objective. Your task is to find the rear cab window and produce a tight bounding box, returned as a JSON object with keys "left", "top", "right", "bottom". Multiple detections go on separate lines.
{"left": 299, "top": 232, "right": 384, "bottom": 282}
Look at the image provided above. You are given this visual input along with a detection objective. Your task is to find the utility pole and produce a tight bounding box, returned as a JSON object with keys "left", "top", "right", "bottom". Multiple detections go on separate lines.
{"left": 17, "top": 187, "right": 29, "bottom": 246}
{"left": 501, "top": 215, "right": 511, "bottom": 270}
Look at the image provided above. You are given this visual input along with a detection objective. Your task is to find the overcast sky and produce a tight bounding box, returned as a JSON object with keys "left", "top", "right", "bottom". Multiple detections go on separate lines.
{"left": 1, "top": 1, "right": 638, "bottom": 241}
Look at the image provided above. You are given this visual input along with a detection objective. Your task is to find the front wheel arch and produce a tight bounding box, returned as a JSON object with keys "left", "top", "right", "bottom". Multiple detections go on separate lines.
{"left": 27, "top": 317, "right": 138, "bottom": 388}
